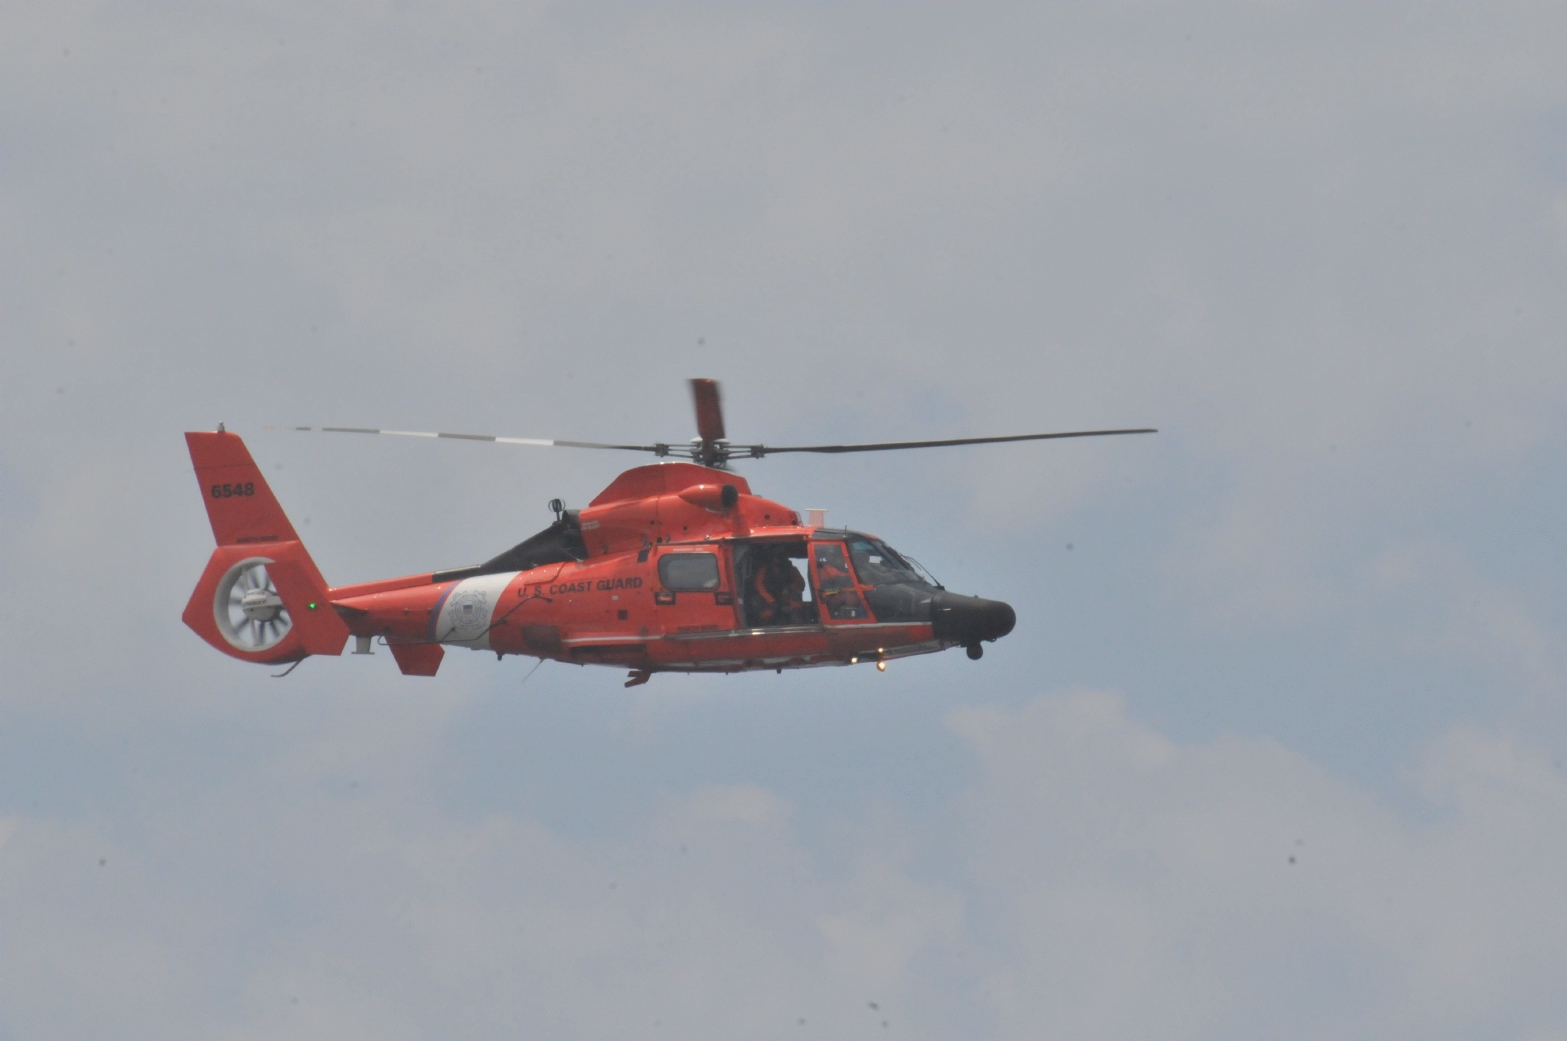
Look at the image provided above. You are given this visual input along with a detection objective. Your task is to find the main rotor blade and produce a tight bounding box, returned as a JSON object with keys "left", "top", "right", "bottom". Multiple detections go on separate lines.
{"left": 283, "top": 423, "right": 1158, "bottom": 466}
{"left": 690, "top": 378, "right": 726, "bottom": 443}
{"left": 738, "top": 427, "right": 1158, "bottom": 456}
{"left": 289, "top": 427, "right": 667, "bottom": 454}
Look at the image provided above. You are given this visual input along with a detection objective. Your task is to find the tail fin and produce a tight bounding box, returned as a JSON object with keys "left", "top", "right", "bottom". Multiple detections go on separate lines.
{"left": 183, "top": 430, "right": 349, "bottom": 664}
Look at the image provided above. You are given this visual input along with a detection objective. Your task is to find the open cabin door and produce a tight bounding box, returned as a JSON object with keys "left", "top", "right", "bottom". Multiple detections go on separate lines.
{"left": 732, "top": 540, "right": 818, "bottom": 628}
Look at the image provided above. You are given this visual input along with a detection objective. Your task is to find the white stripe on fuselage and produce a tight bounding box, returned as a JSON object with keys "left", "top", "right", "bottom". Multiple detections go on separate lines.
{"left": 435, "top": 572, "right": 518, "bottom": 650}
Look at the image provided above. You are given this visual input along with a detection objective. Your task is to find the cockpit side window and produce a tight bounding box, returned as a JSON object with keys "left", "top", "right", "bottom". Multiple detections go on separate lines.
{"left": 813, "top": 542, "right": 868, "bottom": 620}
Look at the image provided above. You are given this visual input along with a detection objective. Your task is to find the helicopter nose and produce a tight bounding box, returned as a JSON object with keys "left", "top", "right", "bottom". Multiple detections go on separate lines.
{"left": 930, "top": 592, "right": 1016, "bottom": 646}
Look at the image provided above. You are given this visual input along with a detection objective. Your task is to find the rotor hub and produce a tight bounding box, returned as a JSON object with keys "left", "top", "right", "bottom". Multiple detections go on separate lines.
{"left": 240, "top": 587, "right": 284, "bottom": 622}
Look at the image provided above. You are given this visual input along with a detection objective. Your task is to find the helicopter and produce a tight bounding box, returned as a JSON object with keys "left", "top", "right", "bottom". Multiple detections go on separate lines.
{"left": 183, "top": 380, "right": 1153, "bottom": 686}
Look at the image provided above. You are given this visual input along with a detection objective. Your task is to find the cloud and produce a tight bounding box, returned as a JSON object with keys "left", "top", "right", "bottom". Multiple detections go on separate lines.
{"left": 949, "top": 691, "right": 1567, "bottom": 1039}
{"left": 2, "top": 689, "right": 1565, "bottom": 1039}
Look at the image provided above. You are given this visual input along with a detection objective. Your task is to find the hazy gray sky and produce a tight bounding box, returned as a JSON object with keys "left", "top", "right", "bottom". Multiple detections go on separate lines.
{"left": 3, "top": 2, "right": 1566, "bottom": 1038}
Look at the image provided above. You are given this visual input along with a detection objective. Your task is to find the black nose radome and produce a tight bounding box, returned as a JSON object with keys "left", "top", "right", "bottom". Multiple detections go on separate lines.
{"left": 931, "top": 593, "right": 1016, "bottom": 646}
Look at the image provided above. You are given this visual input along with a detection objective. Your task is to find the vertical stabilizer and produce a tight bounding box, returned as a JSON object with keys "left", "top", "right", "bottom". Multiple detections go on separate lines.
{"left": 183, "top": 430, "right": 348, "bottom": 664}
{"left": 186, "top": 430, "right": 300, "bottom": 547}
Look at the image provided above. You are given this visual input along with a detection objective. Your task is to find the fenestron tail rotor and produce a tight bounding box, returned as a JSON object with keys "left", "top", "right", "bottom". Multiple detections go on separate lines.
{"left": 214, "top": 558, "right": 293, "bottom": 652}
{"left": 286, "top": 379, "right": 1156, "bottom": 469}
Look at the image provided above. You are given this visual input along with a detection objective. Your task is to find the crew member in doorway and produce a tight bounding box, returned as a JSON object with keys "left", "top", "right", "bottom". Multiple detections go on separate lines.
{"left": 780, "top": 558, "right": 808, "bottom": 622}
{"left": 749, "top": 552, "right": 781, "bottom": 625}
{"left": 750, "top": 550, "right": 807, "bottom": 626}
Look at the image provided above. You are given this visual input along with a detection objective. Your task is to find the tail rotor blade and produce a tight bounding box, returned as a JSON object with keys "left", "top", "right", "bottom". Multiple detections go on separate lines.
{"left": 690, "top": 379, "right": 726, "bottom": 443}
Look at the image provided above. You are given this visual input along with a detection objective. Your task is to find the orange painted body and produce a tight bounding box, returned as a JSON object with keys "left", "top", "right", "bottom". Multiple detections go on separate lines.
{"left": 184, "top": 432, "right": 1007, "bottom": 680}
{"left": 326, "top": 463, "right": 942, "bottom": 674}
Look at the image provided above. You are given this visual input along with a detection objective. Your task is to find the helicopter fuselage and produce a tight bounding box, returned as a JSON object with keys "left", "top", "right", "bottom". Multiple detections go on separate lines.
{"left": 182, "top": 434, "right": 1015, "bottom": 683}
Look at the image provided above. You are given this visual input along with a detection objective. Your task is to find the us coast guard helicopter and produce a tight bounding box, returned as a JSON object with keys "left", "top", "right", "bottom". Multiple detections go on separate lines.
{"left": 184, "top": 380, "right": 1153, "bottom": 685}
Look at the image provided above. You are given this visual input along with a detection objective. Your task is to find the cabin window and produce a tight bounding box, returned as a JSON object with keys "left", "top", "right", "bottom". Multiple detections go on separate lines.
{"left": 659, "top": 552, "right": 721, "bottom": 591}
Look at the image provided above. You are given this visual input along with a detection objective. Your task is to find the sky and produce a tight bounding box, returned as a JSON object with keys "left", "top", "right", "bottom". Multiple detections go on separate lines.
{"left": 3, "top": 1, "right": 1567, "bottom": 1037}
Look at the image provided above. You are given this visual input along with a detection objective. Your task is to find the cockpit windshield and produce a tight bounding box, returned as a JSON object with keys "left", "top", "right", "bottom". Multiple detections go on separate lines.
{"left": 845, "top": 535, "right": 932, "bottom": 588}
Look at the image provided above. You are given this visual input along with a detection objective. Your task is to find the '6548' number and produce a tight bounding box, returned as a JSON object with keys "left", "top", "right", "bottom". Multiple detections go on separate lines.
{"left": 210, "top": 483, "right": 255, "bottom": 499}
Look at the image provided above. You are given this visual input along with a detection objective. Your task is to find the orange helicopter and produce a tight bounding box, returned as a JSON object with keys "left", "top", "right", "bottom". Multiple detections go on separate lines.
{"left": 184, "top": 380, "right": 1153, "bottom": 685}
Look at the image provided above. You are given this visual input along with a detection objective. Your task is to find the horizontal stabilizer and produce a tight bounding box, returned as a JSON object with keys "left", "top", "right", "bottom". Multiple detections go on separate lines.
{"left": 389, "top": 643, "right": 444, "bottom": 676}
